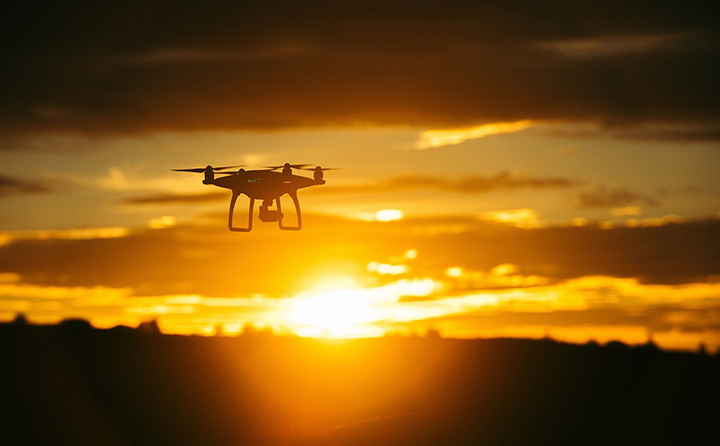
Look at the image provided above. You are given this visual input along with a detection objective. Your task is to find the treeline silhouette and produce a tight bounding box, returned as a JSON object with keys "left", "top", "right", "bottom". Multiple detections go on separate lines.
{"left": 1, "top": 316, "right": 718, "bottom": 445}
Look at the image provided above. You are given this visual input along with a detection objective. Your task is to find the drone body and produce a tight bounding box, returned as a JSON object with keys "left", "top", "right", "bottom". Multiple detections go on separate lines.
{"left": 173, "top": 163, "right": 334, "bottom": 232}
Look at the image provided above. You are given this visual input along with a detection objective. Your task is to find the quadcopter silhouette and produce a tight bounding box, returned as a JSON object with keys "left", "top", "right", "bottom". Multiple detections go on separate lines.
{"left": 172, "top": 163, "right": 337, "bottom": 232}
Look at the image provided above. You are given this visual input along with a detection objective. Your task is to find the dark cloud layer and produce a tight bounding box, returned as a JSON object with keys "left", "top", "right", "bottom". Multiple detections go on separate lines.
{"left": 1, "top": 217, "right": 718, "bottom": 297}
{"left": 578, "top": 186, "right": 660, "bottom": 208}
{"left": 2, "top": 1, "right": 719, "bottom": 137}
{"left": 0, "top": 175, "right": 53, "bottom": 197}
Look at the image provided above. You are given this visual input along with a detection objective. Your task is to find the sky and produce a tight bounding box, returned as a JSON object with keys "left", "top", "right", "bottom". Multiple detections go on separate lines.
{"left": 1, "top": 0, "right": 720, "bottom": 351}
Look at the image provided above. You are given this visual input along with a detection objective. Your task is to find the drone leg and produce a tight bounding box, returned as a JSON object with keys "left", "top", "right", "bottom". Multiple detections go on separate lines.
{"left": 228, "top": 193, "right": 254, "bottom": 232}
{"left": 278, "top": 191, "right": 302, "bottom": 231}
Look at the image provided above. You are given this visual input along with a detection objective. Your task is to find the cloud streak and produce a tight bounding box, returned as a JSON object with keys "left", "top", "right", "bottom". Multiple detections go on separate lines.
{"left": 578, "top": 186, "right": 660, "bottom": 208}
{"left": 416, "top": 120, "right": 538, "bottom": 149}
{"left": 318, "top": 172, "right": 577, "bottom": 195}
{"left": 0, "top": 175, "right": 54, "bottom": 197}
{"left": 124, "top": 192, "right": 227, "bottom": 205}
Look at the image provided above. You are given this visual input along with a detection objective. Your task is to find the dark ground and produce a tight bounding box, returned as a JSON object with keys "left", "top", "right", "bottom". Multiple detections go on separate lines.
{"left": 1, "top": 318, "right": 718, "bottom": 445}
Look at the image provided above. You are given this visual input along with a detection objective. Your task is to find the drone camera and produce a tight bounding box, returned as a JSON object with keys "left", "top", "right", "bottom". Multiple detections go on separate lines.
{"left": 259, "top": 209, "right": 283, "bottom": 222}
{"left": 259, "top": 201, "right": 283, "bottom": 223}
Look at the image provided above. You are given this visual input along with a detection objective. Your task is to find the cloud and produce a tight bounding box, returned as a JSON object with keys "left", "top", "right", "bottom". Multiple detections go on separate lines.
{"left": 546, "top": 121, "right": 720, "bottom": 141}
{"left": 320, "top": 172, "right": 576, "bottom": 195}
{"left": 478, "top": 209, "right": 541, "bottom": 228}
{"left": 416, "top": 120, "right": 538, "bottom": 149}
{"left": 1, "top": 1, "right": 719, "bottom": 138}
{"left": 0, "top": 175, "right": 54, "bottom": 197}
{"left": 92, "top": 167, "right": 200, "bottom": 193}
{"left": 1, "top": 217, "right": 719, "bottom": 301}
{"left": 578, "top": 186, "right": 660, "bottom": 208}
{"left": 110, "top": 46, "right": 308, "bottom": 65}
{"left": 124, "top": 192, "right": 227, "bottom": 205}
{"left": 534, "top": 32, "right": 709, "bottom": 59}
{"left": 0, "top": 227, "right": 129, "bottom": 247}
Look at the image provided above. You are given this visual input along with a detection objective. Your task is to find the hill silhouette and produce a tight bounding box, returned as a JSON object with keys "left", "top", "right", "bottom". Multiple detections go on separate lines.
{"left": 1, "top": 317, "right": 718, "bottom": 445}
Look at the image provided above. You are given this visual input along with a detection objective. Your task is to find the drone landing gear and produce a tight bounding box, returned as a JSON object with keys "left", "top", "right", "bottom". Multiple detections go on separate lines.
{"left": 228, "top": 193, "right": 253, "bottom": 232}
{"left": 277, "top": 192, "right": 302, "bottom": 231}
{"left": 228, "top": 193, "right": 303, "bottom": 232}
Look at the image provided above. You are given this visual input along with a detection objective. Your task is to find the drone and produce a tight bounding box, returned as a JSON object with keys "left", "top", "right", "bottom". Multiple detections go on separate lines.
{"left": 172, "top": 163, "right": 336, "bottom": 232}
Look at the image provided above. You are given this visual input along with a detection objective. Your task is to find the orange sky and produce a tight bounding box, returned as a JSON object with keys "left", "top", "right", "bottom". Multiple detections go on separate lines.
{"left": 1, "top": 0, "right": 720, "bottom": 352}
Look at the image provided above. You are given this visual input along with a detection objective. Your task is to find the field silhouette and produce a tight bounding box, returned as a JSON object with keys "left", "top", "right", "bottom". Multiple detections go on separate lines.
{"left": 1, "top": 317, "right": 718, "bottom": 445}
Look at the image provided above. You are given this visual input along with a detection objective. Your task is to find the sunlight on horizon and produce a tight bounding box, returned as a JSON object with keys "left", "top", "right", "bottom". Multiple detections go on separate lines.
{"left": 3, "top": 269, "right": 720, "bottom": 352}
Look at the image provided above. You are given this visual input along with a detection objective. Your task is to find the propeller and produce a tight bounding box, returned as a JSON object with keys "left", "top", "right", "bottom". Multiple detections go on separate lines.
{"left": 263, "top": 164, "right": 313, "bottom": 171}
{"left": 172, "top": 165, "right": 244, "bottom": 173}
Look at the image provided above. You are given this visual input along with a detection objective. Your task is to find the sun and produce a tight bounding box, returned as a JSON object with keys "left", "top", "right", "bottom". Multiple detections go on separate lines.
{"left": 281, "top": 276, "right": 442, "bottom": 339}
{"left": 284, "top": 287, "right": 386, "bottom": 338}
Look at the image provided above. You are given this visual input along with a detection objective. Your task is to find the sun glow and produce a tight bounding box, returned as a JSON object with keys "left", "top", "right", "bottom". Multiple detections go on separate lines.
{"left": 284, "top": 279, "right": 440, "bottom": 338}
{"left": 479, "top": 208, "right": 541, "bottom": 228}
{"left": 286, "top": 288, "right": 387, "bottom": 338}
{"left": 148, "top": 215, "right": 176, "bottom": 229}
{"left": 358, "top": 209, "right": 405, "bottom": 222}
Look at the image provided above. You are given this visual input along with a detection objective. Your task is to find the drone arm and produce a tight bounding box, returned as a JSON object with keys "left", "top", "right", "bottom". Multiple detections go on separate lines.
{"left": 228, "top": 192, "right": 254, "bottom": 232}
{"left": 277, "top": 191, "right": 302, "bottom": 231}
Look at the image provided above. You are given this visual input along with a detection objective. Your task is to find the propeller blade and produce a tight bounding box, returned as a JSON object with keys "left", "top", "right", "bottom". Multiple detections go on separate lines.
{"left": 172, "top": 168, "right": 206, "bottom": 173}
{"left": 263, "top": 164, "right": 313, "bottom": 170}
{"left": 172, "top": 165, "right": 244, "bottom": 173}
